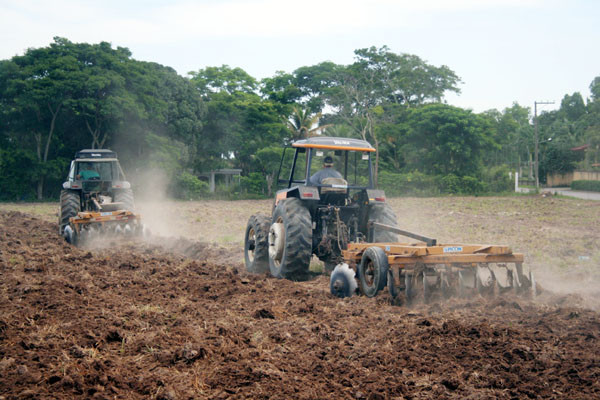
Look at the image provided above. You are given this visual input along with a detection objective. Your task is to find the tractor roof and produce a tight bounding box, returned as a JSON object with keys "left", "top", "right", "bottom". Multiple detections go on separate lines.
{"left": 292, "top": 137, "right": 375, "bottom": 152}
{"left": 75, "top": 149, "right": 117, "bottom": 159}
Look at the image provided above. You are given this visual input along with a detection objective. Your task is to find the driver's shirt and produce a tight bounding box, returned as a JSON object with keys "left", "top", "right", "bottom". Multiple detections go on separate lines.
{"left": 80, "top": 170, "right": 100, "bottom": 180}
{"left": 309, "top": 167, "right": 342, "bottom": 185}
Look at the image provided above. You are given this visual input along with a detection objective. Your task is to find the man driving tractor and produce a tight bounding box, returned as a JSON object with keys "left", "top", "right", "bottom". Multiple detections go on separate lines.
{"left": 309, "top": 155, "right": 342, "bottom": 185}
{"left": 77, "top": 162, "right": 101, "bottom": 180}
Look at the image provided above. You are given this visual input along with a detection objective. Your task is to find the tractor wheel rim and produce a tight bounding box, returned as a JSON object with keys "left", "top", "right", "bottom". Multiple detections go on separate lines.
{"left": 268, "top": 219, "right": 285, "bottom": 267}
{"left": 365, "top": 262, "right": 375, "bottom": 286}
{"left": 247, "top": 228, "right": 256, "bottom": 262}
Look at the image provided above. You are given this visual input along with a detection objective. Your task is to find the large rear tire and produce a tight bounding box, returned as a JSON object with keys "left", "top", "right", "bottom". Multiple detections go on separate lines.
{"left": 268, "top": 198, "right": 312, "bottom": 280}
{"left": 59, "top": 190, "right": 81, "bottom": 235}
{"left": 368, "top": 203, "right": 398, "bottom": 242}
{"left": 244, "top": 214, "right": 271, "bottom": 274}
{"left": 113, "top": 188, "right": 135, "bottom": 211}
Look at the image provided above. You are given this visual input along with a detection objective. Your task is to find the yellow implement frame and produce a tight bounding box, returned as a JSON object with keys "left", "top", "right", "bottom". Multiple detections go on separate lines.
{"left": 336, "top": 221, "right": 534, "bottom": 303}
{"left": 343, "top": 242, "right": 524, "bottom": 267}
{"left": 69, "top": 210, "right": 141, "bottom": 232}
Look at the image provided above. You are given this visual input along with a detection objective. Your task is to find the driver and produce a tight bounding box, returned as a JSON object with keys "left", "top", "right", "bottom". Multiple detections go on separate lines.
{"left": 77, "top": 162, "right": 100, "bottom": 180}
{"left": 309, "top": 155, "right": 342, "bottom": 185}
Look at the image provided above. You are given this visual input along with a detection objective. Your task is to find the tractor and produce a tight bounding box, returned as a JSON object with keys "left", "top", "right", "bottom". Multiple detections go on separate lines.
{"left": 59, "top": 149, "right": 143, "bottom": 245}
{"left": 244, "top": 137, "right": 397, "bottom": 282}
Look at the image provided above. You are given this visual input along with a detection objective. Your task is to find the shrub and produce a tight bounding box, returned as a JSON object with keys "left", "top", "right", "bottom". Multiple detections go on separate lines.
{"left": 377, "top": 171, "right": 439, "bottom": 196}
{"left": 571, "top": 180, "right": 600, "bottom": 192}
{"left": 172, "top": 171, "right": 209, "bottom": 200}
{"left": 482, "top": 165, "right": 512, "bottom": 193}
{"left": 240, "top": 172, "right": 267, "bottom": 196}
{"left": 435, "top": 174, "right": 487, "bottom": 195}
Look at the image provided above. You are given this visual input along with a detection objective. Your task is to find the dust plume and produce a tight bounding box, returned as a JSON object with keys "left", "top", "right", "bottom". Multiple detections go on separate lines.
{"left": 131, "top": 168, "right": 186, "bottom": 239}
{"left": 533, "top": 260, "right": 600, "bottom": 310}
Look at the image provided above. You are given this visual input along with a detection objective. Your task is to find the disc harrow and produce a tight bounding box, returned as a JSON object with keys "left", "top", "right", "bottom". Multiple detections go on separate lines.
{"left": 332, "top": 222, "right": 536, "bottom": 304}
{"left": 63, "top": 210, "right": 146, "bottom": 246}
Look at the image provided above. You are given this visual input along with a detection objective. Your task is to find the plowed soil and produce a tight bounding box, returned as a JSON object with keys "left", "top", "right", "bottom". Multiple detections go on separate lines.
{"left": 1, "top": 207, "right": 600, "bottom": 399}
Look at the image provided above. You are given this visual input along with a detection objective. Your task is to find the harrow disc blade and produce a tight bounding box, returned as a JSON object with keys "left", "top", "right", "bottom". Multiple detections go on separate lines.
{"left": 458, "top": 270, "right": 475, "bottom": 298}
{"left": 405, "top": 273, "right": 415, "bottom": 305}
{"left": 476, "top": 265, "right": 495, "bottom": 296}
{"left": 440, "top": 271, "right": 451, "bottom": 299}
{"left": 529, "top": 271, "right": 537, "bottom": 297}
{"left": 491, "top": 264, "right": 511, "bottom": 289}
{"left": 423, "top": 273, "right": 438, "bottom": 304}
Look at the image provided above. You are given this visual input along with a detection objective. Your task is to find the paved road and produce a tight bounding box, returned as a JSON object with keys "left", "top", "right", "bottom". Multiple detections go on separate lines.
{"left": 516, "top": 187, "right": 600, "bottom": 200}
{"left": 549, "top": 188, "right": 600, "bottom": 201}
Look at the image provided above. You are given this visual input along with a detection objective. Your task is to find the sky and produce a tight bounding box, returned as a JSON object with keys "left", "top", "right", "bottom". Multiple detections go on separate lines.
{"left": 1, "top": 0, "right": 598, "bottom": 113}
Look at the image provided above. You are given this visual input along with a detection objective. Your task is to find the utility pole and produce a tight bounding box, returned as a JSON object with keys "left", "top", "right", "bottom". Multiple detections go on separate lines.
{"left": 534, "top": 100, "right": 555, "bottom": 189}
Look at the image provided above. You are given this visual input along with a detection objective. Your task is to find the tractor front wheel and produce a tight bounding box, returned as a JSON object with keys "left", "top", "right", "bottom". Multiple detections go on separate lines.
{"left": 244, "top": 214, "right": 271, "bottom": 274}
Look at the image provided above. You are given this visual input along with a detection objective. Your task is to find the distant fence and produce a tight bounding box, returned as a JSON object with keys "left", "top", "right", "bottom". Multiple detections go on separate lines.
{"left": 547, "top": 171, "right": 600, "bottom": 187}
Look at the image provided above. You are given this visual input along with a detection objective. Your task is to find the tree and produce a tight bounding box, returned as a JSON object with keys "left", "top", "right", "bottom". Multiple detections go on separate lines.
{"left": 590, "top": 76, "right": 600, "bottom": 102}
{"left": 322, "top": 46, "right": 462, "bottom": 183}
{"left": 284, "top": 106, "right": 331, "bottom": 140}
{"left": 190, "top": 65, "right": 289, "bottom": 176}
{"left": 0, "top": 38, "right": 206, "bottom": 199}
{"left": 254, "top": 146, "right": 283, "bottom": 196}
{"left": 71, "top": 41, "right": 139, "bottom": 149}
{"left": 0, "top": 37, "right": 85, "bottom": 199}
{"left": 560, "top": 92, "right": 586, "bottom": 122}
{"left": 352, "top": 46, "right": 461, "bottom": 106}
{"left": 403, "top": 104, "right": 494, "bottom": 177}
{"left": 189, "top": 65, "right": 257, "bottom": 95}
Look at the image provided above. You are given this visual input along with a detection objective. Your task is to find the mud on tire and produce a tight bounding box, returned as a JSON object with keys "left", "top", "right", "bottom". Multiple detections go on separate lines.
{"left": 113, "top": 188, "right": 135, "bottom": 211}
{"left": 368, "top": 203, "right": 398, "bottom": 242}
{"left": 59, "top": 190, "right": 81, "bottom": 235}
{"left": 244, "top": 214, "right": 271, "bottom": 274}
{"left": 268, "top": 198, "right": 312, "bottom": 279}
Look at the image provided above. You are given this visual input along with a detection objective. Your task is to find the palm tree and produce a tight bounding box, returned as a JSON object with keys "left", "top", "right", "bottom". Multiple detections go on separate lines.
{"left": 285, "top": 106, "right": 332, "bottom": 140}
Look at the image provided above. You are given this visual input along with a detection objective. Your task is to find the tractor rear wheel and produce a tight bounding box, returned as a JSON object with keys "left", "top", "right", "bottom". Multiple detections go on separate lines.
{"left": 268, "top": 198, "right": 312, "bottom": 279}
{"left": 59, "top": 190, "right": 81, "bottom": 235}
{"left": 114, "top": 189, "right": 135, "bottom": 211}
{"left": 244, "top": 214, "right": 271, "bottom": 274}
{"left": 369, "top": 203, "right": 398, "bottom": 242}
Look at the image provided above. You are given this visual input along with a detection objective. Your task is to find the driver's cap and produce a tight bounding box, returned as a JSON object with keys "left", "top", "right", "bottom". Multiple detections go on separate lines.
{"left": 324, "top": 156, "right": 334, "bottom": 166}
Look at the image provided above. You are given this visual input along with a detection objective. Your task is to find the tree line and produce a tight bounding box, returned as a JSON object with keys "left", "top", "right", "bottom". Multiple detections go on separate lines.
{"left": 1, "top": 37, "right": 599, "bottom": 200}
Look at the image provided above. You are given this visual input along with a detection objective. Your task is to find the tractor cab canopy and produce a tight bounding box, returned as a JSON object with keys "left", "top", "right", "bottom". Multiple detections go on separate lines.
{"left": 67, "top": 158, "right": 126, "bottom": 183}
{"left": 278, "top": 137, "right": 376, "bottom": 191}
{"left": 75, "top": 149, "right": 118, "bottom": 159}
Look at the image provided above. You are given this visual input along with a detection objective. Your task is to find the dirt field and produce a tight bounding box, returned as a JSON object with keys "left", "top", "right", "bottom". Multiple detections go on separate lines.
{"left": 1, "top": 196, "right": 600, "bottom": 399}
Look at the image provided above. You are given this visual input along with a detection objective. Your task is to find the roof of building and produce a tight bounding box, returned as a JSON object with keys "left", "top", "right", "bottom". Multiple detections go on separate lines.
{"left": 570, "top": 144, "right": 589, "bottom": 151}
{"left": 292, "top": 136, "right": 375, "bottom": 152}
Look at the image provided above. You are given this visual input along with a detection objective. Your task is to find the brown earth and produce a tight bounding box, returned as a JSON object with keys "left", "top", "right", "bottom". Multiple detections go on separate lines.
{"left": 1, "top": 205, "right": 600, "bottom": 399}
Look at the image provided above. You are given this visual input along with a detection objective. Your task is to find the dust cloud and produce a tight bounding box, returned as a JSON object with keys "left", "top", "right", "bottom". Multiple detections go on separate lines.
{"left": 534, "top": 262, "right": 600, "bottom": 310}
{"left": 131, "top": 168, "right": 189, "bottom": 239}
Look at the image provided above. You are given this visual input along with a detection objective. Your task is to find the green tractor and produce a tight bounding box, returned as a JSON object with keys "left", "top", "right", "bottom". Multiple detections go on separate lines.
{"left": 244, "top": 137, "right": 398, "bottom": 292}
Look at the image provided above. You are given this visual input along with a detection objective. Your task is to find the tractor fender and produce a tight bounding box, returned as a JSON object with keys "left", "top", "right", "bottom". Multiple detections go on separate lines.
{"left": 275, "top": 186, "right": 320, "bottom": 206}
{"left": 365, "top": 189, "right": 386, "bottom": 204}
{"left": 63, "top": 181, "right": 82, "bottom": 190}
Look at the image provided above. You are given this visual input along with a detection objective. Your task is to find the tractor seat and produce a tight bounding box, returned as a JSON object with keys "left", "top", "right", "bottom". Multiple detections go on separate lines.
{"left": 320, "top": 177, "right": 348, "bottom": 194}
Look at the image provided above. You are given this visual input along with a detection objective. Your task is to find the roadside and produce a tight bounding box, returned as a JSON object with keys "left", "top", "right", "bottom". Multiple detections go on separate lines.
{"left": 545, "top": 187, "right": 600, "bottom": 201}
{"left": 516, "top": 186, "right": 600, "bottom": 201}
